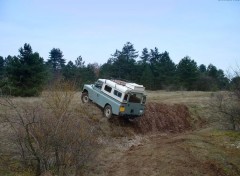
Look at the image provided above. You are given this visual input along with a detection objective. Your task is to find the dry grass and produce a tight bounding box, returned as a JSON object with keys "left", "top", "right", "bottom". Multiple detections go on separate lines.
{"left": 1, "top": 90, "right": 240, "bottom": 176}
{"left": 146, "top": 90, "right": 213, "bottom": 103}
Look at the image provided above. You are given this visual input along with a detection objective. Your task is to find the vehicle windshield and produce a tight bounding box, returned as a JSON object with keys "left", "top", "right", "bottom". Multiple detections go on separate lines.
{"left": 128, "top": 93, "right": 143, "bottom": 103}
{"left": 94, "top": 80, "right": 103, "bottom": 89}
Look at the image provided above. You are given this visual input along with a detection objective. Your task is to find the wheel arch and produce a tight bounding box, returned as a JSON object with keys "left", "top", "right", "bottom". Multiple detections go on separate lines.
{"left": 82, "top": 89, "right": 88, "bottom": 94}
{"left": 104, "top": 103, "right": 111, "bottom": 108}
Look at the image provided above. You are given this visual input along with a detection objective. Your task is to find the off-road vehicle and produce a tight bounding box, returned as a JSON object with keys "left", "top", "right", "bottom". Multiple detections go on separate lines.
{"left": 81, "top": 79, "right": 146, "bottom": 119}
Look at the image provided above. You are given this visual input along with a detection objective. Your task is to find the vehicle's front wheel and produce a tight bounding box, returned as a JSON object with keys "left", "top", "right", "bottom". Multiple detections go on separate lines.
{"left": 81, "top": 92, "right": 89, "bottom": 103}
{"left": 104, "top": 105, "right": 112, "bottom": 119}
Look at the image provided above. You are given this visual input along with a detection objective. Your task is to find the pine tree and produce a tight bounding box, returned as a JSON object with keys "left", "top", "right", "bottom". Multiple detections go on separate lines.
{"left": 6, "top": 43, "right": 46, "bottom": 96}
{"left": 47, "top": 48, "right": 65, "bottom": 79}
{"left": 158, "top": 51, "right": 176, "bottom": 88}
{"left": 140, "top": 64, "right": 154, "bottom": 90}
{"left": 0, "top": 56, "right": 4, "bottom": 77}
{"left": 139, "top": 48, "right": 150, "bottom": 64}
{"left": 177, "top": 56, "right": 199, "bottom": 90}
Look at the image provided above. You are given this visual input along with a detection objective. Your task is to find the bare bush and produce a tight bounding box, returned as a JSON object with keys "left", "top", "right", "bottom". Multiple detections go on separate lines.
{"left": 212, "top": 92, "right": 240, "bottom": 130}
{"left": 0, "top": 80, "right": 100, "bottom": 176}
{"left": 211, "top": 68, "right": 240, "bottom": 130}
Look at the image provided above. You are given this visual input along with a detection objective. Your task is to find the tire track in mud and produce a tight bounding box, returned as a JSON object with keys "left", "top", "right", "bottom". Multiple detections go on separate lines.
{"left": 106, "top": 134, "right": 228, "bottom": 176}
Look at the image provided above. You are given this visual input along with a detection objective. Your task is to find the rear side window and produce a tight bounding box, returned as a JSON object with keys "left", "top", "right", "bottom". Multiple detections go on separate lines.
{"left": 114, "top": 90, "right": 122, "bottom": 98}
{"left": 123, "top": 94, "right": 129, "bottom": 102}
{"left": 104, "top": 85, "right": 112, "bottom": 93}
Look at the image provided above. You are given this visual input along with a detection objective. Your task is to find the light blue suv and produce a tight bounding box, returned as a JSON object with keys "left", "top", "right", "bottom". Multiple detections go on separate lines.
{"left": 81, "top": 79, "right": 146, "bottom": 119}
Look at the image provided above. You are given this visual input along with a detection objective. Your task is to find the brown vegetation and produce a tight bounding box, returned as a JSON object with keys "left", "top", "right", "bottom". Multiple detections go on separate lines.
{"left": 0, "top": 81, "right": 100, "bottom": 176}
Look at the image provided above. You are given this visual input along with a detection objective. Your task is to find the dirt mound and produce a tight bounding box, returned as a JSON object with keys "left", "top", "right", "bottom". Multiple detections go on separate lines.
{"left": 134, "top": 102, "right": 192, "bottom": 133}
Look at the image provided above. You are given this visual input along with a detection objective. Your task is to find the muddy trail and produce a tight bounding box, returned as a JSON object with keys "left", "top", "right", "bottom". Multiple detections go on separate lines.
{"left": 85, "top": 101, "right": 240, "bottom": 176}
{"left": 104, "top": 132, "right": 239, "bottom": 176}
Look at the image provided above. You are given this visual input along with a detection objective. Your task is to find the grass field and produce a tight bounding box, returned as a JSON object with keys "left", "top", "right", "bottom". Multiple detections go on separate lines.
{"left": 0, "top": 91, "right": 240, "bottom": 176}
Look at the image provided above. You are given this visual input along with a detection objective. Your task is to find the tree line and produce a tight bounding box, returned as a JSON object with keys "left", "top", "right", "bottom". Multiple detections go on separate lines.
{"left": 0, "top": 42, "right": 236, "bottom": 96}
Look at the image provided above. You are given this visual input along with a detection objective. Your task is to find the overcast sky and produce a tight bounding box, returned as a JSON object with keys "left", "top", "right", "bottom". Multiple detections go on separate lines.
{"left": 0, "top": 0, "right": 239, "bottom": 71}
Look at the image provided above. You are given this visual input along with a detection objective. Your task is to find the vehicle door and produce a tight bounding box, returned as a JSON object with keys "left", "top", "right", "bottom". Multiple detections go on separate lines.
{"left": 92, "top": 81, "right": 103, "bottom": 104}
{"left": 124, "top": 93, "right": 145, "bottom": 115}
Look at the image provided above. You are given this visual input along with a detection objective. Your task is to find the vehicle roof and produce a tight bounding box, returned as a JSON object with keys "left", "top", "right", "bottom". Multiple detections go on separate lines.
{"left": 98, "top": 79, "right": 145, "bottom": 93}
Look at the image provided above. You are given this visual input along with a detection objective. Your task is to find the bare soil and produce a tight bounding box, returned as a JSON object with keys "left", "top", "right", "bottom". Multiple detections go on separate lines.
{"left": 84, "top": 91, "right": 240, "bottom": 176}
{"left": 133, "top": 102, "right": 192, "bottom": 134}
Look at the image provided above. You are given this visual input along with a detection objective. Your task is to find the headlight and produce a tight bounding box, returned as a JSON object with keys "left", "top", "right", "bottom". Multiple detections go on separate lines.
{"left": 139, "top": 110, "right": 143, "bottom": 114}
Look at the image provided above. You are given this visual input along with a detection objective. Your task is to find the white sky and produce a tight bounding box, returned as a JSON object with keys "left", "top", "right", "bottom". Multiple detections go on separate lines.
{"left": 0, "top": 0, "right": 240, "bottom": 71}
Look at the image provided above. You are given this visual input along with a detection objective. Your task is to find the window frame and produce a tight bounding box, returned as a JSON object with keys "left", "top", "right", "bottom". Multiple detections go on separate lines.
{"left": 104, "top": 85, "right": 112, "bottom": 93}
{"left": 113, "top": 89, "right": 122, "bottom": 98}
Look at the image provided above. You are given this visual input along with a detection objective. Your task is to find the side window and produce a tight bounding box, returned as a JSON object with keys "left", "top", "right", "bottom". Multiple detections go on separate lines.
{"left": 123, "top": 94, "right": 129, "bottom": 102}
{"left": 104, "top": 85, "right": 112, "bottom": 93}
{"left": 114, "top": 90, "right": 122, "bottom": 98}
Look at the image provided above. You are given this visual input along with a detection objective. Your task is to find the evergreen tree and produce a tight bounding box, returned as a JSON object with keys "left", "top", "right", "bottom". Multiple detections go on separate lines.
{"left": 199, "top": 64, "right": 207, "bottom": 73}
{"left": 6, "top": 43, "right": 46, "bottom": 96}
{"left": 149, "top": 47, "right": 161, "bottom": 89}
{"left": 177, "top": 56, "right": 199, "bottom": 90}
{"left": 216, "top": 69, "right": 229, "bottom": 89}
{"left": 204, "top": 64, "right": 229, "bottom": 90}
{"left": 139, "top": 48, "right": 150, "bottom": 65}
{"left": 157, "top": 51, "right": 176, "bottom": 88}
{"left": 0, "top": 56, "right": 7, "bottom": 92}
{"left": 207, "top": 64, "right": 218, "bottom": 78}
{"left": 149, "top": 47, "right": 160, "bottom": 65}
{"left": 62, "top": 56, "right": 98, "bottom": 88}
{"left": 140, "top": 64, "right": 154, "bottom": 90}
{"left": 5, "top": 55, "right": 14, "bottom": 66}
{"left": 0, "top": 56, "right": 4, "bottom": 77}
{"left": 84, "top": 64, "right": 97, "bottom": 82}
{"left": 47, "top": 48, "right": 65, "bottom": 79}
{"left": 121, "top": 42, "right": 138, "bottom": 60}
{"left": 104, "top": 42, "right": 138, "bottom": 81}
{"left": 231, "top": 76, "right": 240, "bottom": 91}
{"left": 62, "top": 61, "right": 77, "bottom": 81}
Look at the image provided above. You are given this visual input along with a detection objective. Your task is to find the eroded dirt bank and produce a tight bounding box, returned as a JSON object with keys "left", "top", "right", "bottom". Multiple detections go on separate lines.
{"left": 134, "top": 102, "right": 192, "bottom": 133}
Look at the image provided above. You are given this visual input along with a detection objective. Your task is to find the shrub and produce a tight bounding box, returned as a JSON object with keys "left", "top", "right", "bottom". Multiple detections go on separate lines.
{"left": 0, "top": 81, "right": 100, "bottom": 175}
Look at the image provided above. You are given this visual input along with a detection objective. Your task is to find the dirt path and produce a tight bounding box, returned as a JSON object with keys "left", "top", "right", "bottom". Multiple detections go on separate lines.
{"left": 107, "top": 134, "right": 210, "bottom": 176}
{"left": 84, "top": 96, "right": 240, "bottom": 176}
{"left": 88, "top": 129, "right": 240, "bottom": 176}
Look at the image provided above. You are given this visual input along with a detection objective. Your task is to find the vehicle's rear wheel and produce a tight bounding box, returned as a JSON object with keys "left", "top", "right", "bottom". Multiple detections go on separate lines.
{"left": 81, "top": 92, "right": 89, "bottom": 103}
{"left": 104, "top": 105, "right": 112, "bottom": 119}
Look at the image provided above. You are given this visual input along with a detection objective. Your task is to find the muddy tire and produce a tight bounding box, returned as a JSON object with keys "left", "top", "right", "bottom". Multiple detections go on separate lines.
{"left": 104, "top": 105, "right": 112, "bottom": 119}
{"left": 81, "top": 92, "right": 89, "bottom": 103}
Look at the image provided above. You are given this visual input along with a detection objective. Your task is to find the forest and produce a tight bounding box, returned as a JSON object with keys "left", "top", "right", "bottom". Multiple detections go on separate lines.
{"left": 0, "top": 42, "right": 234, "bottom": 96}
